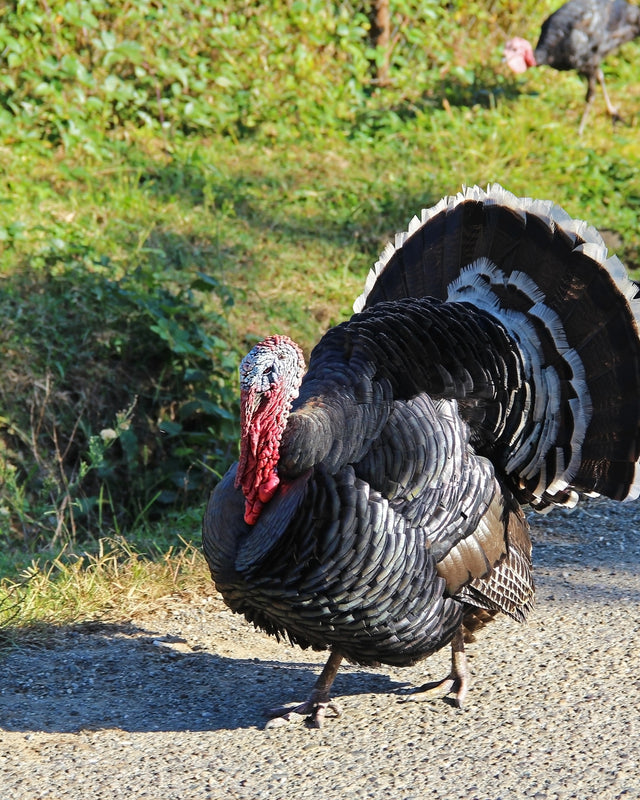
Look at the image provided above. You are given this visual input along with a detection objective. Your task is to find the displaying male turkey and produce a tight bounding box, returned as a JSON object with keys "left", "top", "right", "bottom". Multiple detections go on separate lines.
{"left": 504, "top": 0, "right": 640, "bottom": 133}
{"left": 202, "top": 184, "right": 640, "bottom": 728}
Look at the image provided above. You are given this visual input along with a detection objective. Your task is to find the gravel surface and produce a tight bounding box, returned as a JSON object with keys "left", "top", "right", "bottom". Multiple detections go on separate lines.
{"left": 1, "top": 496, "right": 639, "bottom": 800}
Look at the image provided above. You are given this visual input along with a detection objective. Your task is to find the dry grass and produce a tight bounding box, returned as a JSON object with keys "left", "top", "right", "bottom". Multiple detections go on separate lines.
{"left": 0, "top": 537, "right": 213, "bottom": 640}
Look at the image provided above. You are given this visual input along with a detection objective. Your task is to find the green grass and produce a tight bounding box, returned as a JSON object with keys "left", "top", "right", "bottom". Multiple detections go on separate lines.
{"left": 1, "top": 0, "right": 640, "bottom": 625}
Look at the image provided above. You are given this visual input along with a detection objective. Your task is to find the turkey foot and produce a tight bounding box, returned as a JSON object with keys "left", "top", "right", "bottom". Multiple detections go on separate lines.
{"left": 265, "top": 698, "right": 342, "bottom": 729}
{"left": 597, "top": 68, "right": 626, "bottom": 127}
{"left": 406, "top": 628, "right": 469, "bottom": 708}
{"left": 265, "top": 651, "right": 343, "bottom": 728}
{"left": 608, "top": 109, "right": 626, "bottom": 128}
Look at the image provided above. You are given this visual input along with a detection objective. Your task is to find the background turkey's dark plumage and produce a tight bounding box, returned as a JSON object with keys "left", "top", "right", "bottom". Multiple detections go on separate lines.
{"left": 202, "top": 184, "right": 640, "bottom": 728}
{"left": 504, "top": 0, "right": 640, "bottom": 133}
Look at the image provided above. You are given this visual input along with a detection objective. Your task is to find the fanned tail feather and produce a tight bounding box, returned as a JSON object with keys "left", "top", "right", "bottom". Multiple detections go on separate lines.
{"left": 355, "top": 184, "right": 640, "bottom": 507}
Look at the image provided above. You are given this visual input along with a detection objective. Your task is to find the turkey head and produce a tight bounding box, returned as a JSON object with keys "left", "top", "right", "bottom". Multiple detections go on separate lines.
{"left": 235, "top": 334, "right": 305, "bottom": 525}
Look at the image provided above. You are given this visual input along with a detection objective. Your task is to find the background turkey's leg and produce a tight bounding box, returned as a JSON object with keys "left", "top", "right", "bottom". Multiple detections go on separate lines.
{"left": 596, "top": 67, "right": 624, "bottom": 123}
{"left": 578, "top": 73, "right": 597, "bottom": 135}
{"left": 406, "top": 628, "right": 469, "bottom": 707}
{"left": 265, "top": 650, "right": 344, "bottom": 728}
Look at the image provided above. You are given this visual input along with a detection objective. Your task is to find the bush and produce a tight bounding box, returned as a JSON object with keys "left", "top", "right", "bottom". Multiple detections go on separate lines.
{"left": 0, "top": 255, "right": 238, "bottom": 549}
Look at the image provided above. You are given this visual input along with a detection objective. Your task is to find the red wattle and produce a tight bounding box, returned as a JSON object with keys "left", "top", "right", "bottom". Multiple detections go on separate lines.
{"left": 258, "top": 473, "right": 280, "bottom": 503}
{"left": 244, "top": 502, "right": 260, "bottom": 525}
{"left": 237, "top": 335, "right": 305, "bottom": 524}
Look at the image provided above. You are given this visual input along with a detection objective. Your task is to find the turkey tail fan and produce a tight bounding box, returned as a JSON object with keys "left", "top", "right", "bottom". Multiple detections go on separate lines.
{"left": 355, "top": 184, "right": 640, "bottom": 508}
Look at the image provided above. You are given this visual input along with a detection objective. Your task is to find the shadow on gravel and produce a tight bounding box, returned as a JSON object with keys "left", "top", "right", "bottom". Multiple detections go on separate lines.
{"left": 0, "top": 622, "right": 407, "bottom": 734}
{"left": 2, "top": 503, "right": 638, "bottom": 736}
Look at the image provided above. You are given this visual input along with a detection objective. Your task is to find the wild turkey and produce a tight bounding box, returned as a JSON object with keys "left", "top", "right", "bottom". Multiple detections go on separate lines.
{"left": 202, "top": 184, "right": 640, "bottom": 728}
{"left": 504, "top": 0, "right": 640, "bottom": 133}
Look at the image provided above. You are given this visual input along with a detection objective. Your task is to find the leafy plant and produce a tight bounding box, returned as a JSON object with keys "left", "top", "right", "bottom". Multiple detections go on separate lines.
{"left": 0, "top": 255, "right": 239, "bottom": 549}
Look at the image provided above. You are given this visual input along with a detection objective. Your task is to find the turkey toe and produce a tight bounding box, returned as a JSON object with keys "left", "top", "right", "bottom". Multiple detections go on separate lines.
{"left": 265, "top": 651, "right": 344, "bottom": 727}
{"left": 265, "top": 699, "right": 342, "bottom": 729}
{"left": 407, "top": 673, "right": 468, "bottom": 708}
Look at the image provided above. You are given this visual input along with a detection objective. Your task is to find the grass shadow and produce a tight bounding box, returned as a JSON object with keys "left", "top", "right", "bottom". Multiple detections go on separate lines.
{"left": 430, "top": 72, "right": 526, "bottom": 110}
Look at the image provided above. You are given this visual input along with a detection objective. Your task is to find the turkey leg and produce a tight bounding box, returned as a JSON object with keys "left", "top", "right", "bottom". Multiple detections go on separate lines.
{"left": 407, "top": 627, "right": 469, "bottom": 707}
{"left": 578, "top": 74, "right": 597, "bottom": 135}
{"left": 579, "top": 68, "right": 623, "bottom": 134}
{"left": 596, "top": 67, "right": 623, "bottom": 123}
{"left": 265, "top": 650, "right": 344, "bottom": 728}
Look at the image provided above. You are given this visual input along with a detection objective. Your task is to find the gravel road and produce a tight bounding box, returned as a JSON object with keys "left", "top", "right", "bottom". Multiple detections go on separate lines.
{"left": 1, "top": 496, "right": 639, "bottom": 800}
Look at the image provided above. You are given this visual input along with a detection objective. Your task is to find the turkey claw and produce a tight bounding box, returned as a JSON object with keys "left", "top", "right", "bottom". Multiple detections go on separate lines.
{"left": 403, "top": 627, "right": 469, "bottom": 707}
{"left": 265, "top": 699, "right": 342, "bottom": 729}
{"left": 405, "top": 673, "right": 468, "bottom": 708}
{"left": 611, "top": 111, "right": 626, "bottom": 127}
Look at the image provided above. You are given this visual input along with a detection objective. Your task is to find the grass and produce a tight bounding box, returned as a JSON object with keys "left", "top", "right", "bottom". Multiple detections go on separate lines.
{"left": 1, "top": 0, "right": 640, "bottom": 629}
{"left": 0, "top": 511, "right": 208, "bottom": 637}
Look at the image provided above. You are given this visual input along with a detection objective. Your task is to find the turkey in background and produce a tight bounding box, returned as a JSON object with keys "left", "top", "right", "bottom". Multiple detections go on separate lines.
{"left": 203, "top": 184, "right": 640, "bottom": 728}
{"left": 504, "top": 0, "right": 640, "bottom": 133}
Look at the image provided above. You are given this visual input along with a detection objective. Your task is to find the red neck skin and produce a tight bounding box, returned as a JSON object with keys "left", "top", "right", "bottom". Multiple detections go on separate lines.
{"left": 235, "top": 382, "right": 291, "bottom": 525}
